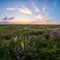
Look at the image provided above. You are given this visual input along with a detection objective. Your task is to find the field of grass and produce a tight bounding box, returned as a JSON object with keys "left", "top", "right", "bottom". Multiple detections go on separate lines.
{"left": 0, "top": 25, "right": 60, "bottom": 60}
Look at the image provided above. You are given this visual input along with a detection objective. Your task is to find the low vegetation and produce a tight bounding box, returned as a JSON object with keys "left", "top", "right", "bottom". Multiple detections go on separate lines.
{"left": 0, "top": 25, "right": 60, "bottom": 60}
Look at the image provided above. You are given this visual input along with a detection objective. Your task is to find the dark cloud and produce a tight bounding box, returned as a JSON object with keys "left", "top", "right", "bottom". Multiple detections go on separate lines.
{"left": 3, "top": 17, "right": 8, "bottom": 20}
{"left": 3, "top": 16, "right": 14, "bottom": 20}
{"left": 9, "top": 17, "right": 14, "bottom": 20}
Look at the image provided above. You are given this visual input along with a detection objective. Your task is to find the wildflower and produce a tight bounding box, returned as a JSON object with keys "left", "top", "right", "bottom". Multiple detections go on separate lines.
{"left": 13, "top": 47, "right": 16, "bottom": 51}
{"left": 29, "top": 35, "right": 32, "bottom": 39}
{"left": 29, "top": 35, "right": 37, "bottom": 39}
{"left": 50, "top": 31, "right": 57, "bottom": 39}
{"left": 51, "top": 33, "right": 56, "bottom": 39}
{"left": 16, "top": 55, "right": 20, "bottom": 59}
{"left": 57, "top": 31, "right": 60, "bottom": 37}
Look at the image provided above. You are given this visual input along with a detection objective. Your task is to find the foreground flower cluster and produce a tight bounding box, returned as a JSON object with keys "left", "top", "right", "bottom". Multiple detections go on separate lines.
{"left": 0, "top": 25, "right": 60, "bottom": 60}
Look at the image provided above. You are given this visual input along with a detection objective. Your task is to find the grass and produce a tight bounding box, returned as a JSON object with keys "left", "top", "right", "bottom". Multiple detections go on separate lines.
{"left": 0, "top": 25, "right": 60, "bottom": 60}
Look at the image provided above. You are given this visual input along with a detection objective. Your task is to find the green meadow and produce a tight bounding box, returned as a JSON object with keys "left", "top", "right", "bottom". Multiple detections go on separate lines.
{"left": 0, "top": 25, "right": 60, "bottom": 60}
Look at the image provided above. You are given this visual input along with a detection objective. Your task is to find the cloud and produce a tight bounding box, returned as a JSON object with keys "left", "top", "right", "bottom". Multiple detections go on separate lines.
{"left": 35, "top": 14, "right": 51, "bottom": 23}
{"left": 43, "top": 7, "right": 47, "bottom": 12}
{"left": 1, "top": 16, "right": 60, "bottom": 24}
{"left": 31, "top": 2, "right": 40, "bottom": 13}
{"left": 35, "top": 14, "right": 48, "bottom": 20}
{"left": 9, "top": 17, "right": 14, "bottom": 20}
{"left": 42, "top": 0, "right": 49, "bottom": 17}
{"left": 3, "top": 17, "right": 8, "bottom": 20}
{"left": 3, "top": 16, "right": 14, "bottom": 20}
{"left": 6, "top": 8, "right": 16, "bottom": 11}
{"left": 18, "top": 6, "right": 32, "bottom": 15}
{"left": 36, "top": 14, "right": 44, "bottom": 20}
{"left": 42, "top": 6, "right": 48, "bottom": 16}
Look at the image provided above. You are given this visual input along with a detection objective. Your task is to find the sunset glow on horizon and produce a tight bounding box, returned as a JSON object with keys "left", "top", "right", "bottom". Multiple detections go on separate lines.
{"left": 0, "top": 0, "right": 60, "bottom": 24}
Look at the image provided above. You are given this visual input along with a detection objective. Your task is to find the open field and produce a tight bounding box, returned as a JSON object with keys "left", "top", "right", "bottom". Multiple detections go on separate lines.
{"left": 0, "top": 25, "right": 60, "bottom": 60}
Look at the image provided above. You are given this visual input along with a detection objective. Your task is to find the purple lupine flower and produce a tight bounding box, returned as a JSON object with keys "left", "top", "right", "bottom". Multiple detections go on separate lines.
{"left": 33, "top": 35, "right": 37, "bottom": 38}
{"left": 16, "top": 55, "right": 20, "bottom": 59}
{"left": 51, "top": 33, "right": 56, "bottom": 39}
{"left": 57, "top": 31, "right": 60, "bottom": 37}
{"left": 1, "top": 32, "right": 5, "bottom": 36}
{"left": 13, "top": 47, "right": 16, "bottom": 51}
{"left": 29, "top": 35, "right": 33, "bottom": 39}
{"left": 29, "top": 35, "right": 37, "bottom": 39}
{"left": 51, "top": 29, "right": 60, "bottom": 38}
{"left": 51, "top": 32, "right": 56, "bottom": 39}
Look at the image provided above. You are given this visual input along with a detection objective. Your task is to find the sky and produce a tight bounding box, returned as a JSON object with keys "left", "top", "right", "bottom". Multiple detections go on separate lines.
{"left": 0, "top": 0, "right": 60, "bottom": 24}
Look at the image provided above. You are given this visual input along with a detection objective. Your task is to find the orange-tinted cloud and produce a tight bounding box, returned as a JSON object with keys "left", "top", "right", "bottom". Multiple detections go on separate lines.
{"left": 18, "top": 6, "right": 32, "bottom": 15}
